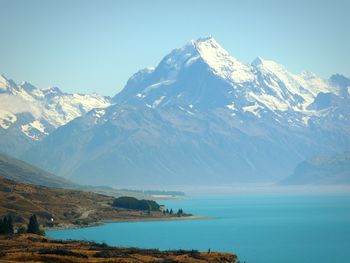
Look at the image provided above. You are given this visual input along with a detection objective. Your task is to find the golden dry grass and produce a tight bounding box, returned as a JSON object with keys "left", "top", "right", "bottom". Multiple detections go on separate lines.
{"left": 0, "top": 177, "right": 186, "bottom": 229}
{"left": 0, "top": 234, "right": 237, "bottom": 263}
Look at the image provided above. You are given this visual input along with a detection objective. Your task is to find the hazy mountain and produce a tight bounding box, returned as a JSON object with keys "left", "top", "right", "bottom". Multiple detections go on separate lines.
{"left": 22, "top": 37, "right": 350, "bottom": 186}
{"left": 0, "top": 74, "right": 111, "bottom": 156}
{"left": 0, "top": 152, "right": 159, "bottom": 200}
{"left": 0, "top": 152, "right": 77, "bottom": 188}
{"left": 280, "top": 152, "right": 350, "bottom": 185}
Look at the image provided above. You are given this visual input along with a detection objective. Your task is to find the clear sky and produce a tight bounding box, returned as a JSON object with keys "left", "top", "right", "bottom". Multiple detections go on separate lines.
{"left": 1, "top": 0, "right": 349, "bottom": 96}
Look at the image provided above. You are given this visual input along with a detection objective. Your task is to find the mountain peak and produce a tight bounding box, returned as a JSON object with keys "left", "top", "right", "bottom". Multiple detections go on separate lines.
{"left": 251, "top": 56, "right": 265, "bottom": 66}
{"left": 194, "top": 36, "right": 227, "bottom": 56}
{"left": 191, "top": 37, "right": 255, "bottom": 84}
{"left": 195, "top": 35, "right": 214, "bottom": 42}
{"left": 20, "top": 81, "right": 37, "bottom": 93}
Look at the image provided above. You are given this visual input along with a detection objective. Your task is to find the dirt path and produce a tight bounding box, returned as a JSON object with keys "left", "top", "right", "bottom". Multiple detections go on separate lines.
{"left": 80, "top": 209, "right": 95, "bottom": 219}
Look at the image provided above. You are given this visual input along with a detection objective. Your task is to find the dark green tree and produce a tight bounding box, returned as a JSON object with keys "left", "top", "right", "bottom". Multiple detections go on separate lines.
{"left": 2, "top": 217, "right": 8, "bottom": 233}
{"left": 27, "top": 214, "right": 44, "bottom": 235}
{"left": 169, "top": 209, "right": 173, "bottom": 215}
{"left": 112, "top": 197, "right": 160, "bottom": 211}
{"left": 177, "top": 209, "right": 183, "bottom": 216}
{"left": 0, "top": 218, "right": 4, "bottom": 234}
{"left": 0, "top": 216, "right": 14, "bottom": 235}
{"left": 6, "top": 215, "right": 14, "bottom": 234}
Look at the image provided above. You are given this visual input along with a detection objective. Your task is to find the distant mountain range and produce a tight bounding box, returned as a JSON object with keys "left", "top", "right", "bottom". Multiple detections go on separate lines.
{"left": 0, "top": 75, "right": 111, "bottom": 156}
{"left": 281, "top": 152, "right": 350, "bottom": 185}
{"left": 1, "top": 37, "right": 349, "bottom": 186}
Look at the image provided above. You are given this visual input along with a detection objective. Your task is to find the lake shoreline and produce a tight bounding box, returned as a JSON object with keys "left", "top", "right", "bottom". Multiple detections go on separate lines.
{"left": 46, "top": 215, "right": 210, "bottom": 231}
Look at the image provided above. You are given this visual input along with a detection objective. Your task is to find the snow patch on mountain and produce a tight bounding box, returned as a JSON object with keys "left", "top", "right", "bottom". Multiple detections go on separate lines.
{"left": 21, "top": 122, "right": 46, "bottom": 141}
{"left": 93, "top": 109, "right": 106, "bottom": 118}
{"left": 152, "top": 96, "right": 166, "bottom": 108}
{"left": 144, "top": 80, "right": 175, "bottom": 94}
{"left": 243, "top": 103, "right": 263, "bottom": 118}
{"left": 21, "top": 120, "right": 48, "bottom": 141}
{"left": 0, "top": 110, "right": 17, "bottom": 129}
{"left": 226, "top": 102, "right": 236, "bottom": 111}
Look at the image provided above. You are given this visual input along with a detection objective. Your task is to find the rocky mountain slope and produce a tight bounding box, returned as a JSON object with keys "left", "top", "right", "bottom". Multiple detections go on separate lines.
{"left": 0, "top": 75, "right": 111, "bottom": 156}
{"left": 21, "top": 37, "right": 350, "bottom": 186}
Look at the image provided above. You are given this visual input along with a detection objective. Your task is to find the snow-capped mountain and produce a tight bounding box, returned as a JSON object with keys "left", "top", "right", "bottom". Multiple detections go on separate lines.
{"left": 0, "top": 74, "right": 111, "bottom": 156}
{"left": 115, "top": 37, "right": 335, "bottom": 111}
{"left": 22, "top": 37, "right": 350, "bottom": 186}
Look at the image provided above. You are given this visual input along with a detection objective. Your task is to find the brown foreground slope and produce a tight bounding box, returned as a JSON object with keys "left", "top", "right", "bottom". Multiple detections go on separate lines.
{"left": 0, "top": 234, "right": 238, "bottom": 263}
{"left": 0, "top": 177, "right": 188, "bottom": 229}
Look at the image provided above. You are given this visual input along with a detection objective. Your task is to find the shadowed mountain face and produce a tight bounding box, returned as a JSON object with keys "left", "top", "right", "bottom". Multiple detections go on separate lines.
{"left": 280, "top": 152, "right": 350, "bottom": 185}
{"left": 21, "top": 37, "right": 350, "bottom": 186}
{"left": 0, "top": 153, "right": 76, "bottom": 188}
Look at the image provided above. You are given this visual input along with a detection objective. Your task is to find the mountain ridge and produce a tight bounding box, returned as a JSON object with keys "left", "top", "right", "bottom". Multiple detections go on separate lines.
{"left": 13, "top": 37, "right": 350, "bottom": 185}
{"left": 0, "top": 74, "right": 111, "bottom": 156}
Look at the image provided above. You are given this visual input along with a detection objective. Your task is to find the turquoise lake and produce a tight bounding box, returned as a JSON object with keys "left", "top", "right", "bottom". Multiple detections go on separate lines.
{"left": 47, "top": 193, "right": 350, "bottom": 263}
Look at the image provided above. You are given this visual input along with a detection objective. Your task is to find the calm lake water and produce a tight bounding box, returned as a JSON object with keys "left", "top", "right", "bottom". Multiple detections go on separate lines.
{"left": 47, "top": 193, "right": 350, "bottom": 263}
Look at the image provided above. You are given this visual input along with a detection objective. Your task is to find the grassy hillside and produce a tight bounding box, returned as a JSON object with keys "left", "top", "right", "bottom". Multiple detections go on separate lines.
{"left": 0, "top": 152, "right": 77, "bottom": 188}
{"left": 0, "top": 177, "right": 182, "bottom": 229}
{"left": 0, "top": 234, "right": 237, "bottom": 263}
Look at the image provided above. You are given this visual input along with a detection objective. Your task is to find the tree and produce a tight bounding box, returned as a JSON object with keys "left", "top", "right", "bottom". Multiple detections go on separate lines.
{"left": 27, "top": 214, "right": 44, "bottom": 235}
{"left": 112, "top": 197, "right": 160, "bottom": 211}
{"left": 0, "top": 216, "right": 14, "bottom": 235}
{"left": 169, "top": 209, "right": 173, "bottom": 215}
{"left": 0, "top": 218, "right": 4, "bottom": 234}
{"left": 177, "top": 209, "right": 183, "bottom": 216}
{"left": 6, "top": 215, "right": 14, "bottom": 234}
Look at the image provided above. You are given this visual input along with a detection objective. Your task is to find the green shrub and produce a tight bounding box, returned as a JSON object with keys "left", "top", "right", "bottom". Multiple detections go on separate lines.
{"left": 17, "top": 225, "right": 27, "bottom": 234}
{"left": 112, "top": 196, "right": 160, "bottom": 211}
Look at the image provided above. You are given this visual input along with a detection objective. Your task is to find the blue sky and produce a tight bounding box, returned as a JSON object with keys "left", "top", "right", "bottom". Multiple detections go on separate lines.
{"left": 1, "top": 0, "right": 349, "bottom": 96}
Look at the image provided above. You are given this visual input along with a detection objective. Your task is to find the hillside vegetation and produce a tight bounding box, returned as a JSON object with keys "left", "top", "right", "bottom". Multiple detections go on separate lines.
{"left": 0, "top": 234, "right": 237, "bottom": 263}
{"left": 0, "top": 177, "right": 182, "bottom": 229}
{"left": 113, "top": 196, "right": 160, "bottom": 211}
